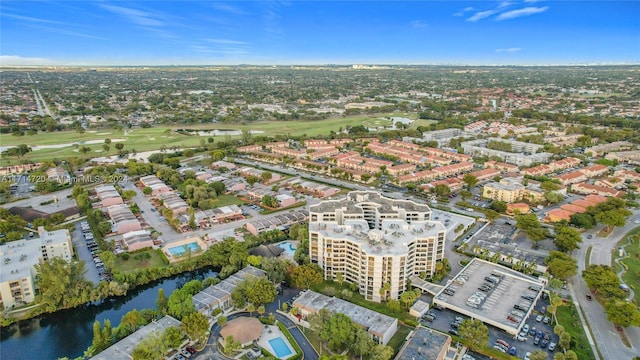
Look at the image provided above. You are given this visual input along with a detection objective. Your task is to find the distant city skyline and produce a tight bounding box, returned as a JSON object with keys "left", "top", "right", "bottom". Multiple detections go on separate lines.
{"left": 1, "top": 1, "right": 638, "bottom": 66}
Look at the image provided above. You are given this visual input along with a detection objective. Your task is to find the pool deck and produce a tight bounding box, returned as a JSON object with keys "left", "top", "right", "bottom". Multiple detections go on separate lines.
{"left": 275, "top": 240, "right": 300, "bottom": 258}
{"left": 162, "top": 236, "right": 208, "bottom": 263}
{"left": 257, "top": 324, "right": 295, "bottom": 359}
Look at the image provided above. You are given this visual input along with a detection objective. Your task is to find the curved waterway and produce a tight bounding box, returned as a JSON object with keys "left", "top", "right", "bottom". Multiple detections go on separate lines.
{"left": 0, "top": 268, "right": 217, "bottom": 360}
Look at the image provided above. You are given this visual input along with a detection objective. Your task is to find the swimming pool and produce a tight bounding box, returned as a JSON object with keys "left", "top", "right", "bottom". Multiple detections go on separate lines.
{"left": 268, "top": 337, "right": 293, "bottom": 358}
{"left": 277, "top": 242, "right": 296, "bottom": 257}
{"left": 167, "top": 242, "right": 200, "bottom": 256}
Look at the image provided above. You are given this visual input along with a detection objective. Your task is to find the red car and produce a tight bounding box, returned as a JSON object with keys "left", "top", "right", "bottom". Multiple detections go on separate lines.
{"left": 186, "top": 346, "right": 197, "bottom": 354}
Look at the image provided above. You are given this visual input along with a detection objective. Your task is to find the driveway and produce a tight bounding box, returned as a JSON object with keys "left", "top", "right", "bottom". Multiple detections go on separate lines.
{"left": 71, "top": 222, "right": 101, "bottom": 284}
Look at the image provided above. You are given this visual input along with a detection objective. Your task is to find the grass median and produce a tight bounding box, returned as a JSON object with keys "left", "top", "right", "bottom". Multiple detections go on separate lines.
{"left": 556, "top": 303, "right": 596, "bottom": 360}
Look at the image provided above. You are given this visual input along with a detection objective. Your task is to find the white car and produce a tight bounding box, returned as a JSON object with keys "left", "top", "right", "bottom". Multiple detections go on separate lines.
{"left": 524, "top": 352, "right": 531, "bottom": 360}
{"left": 634, "top": 219, "right": 640, "bottom": 224}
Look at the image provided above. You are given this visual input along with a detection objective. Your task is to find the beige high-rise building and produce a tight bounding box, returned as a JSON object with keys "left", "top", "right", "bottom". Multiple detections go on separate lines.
{"left": 309, "top": 191, "right": 446, "bottom": 302}
{"left": 0, "top": 228, "right": 73, "bottom": 308}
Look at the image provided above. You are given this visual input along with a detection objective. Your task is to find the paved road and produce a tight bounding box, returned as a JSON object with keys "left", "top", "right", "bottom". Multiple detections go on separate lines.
{"left": 571, "top": 209, "right": 640, "bottom": 360}
{"left": 194, "top": 311, "right": 319, "bottom": 360}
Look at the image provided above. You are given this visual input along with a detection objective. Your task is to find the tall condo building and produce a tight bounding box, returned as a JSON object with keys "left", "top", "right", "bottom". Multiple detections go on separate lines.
{"left": 309, "top": 191, "right": 446, "bottom": 302}
{"left": 0, "top": 227, "right": 73, "bottom": 308}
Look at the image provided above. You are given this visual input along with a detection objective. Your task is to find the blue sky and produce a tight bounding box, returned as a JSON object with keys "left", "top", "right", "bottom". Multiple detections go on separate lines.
{"left": 1, "top": 1, "right": 638, "bottom": 65}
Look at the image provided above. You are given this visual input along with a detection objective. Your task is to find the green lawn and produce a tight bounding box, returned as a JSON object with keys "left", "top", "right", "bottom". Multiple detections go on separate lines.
{"left": 556, "top": 304, "right": 596, "bottom": 360}
{"left": 388, "top": 325, "right": 412, "bottom": 355}
{"left": 214, "top": 194, "right": 246, "bottom": 207}
{"left": 113, "top": 249, "right": 168, "bottom": 272}
{"left": 613, "top": 227, "right": 640, "bottom": 306}
{"left": 0, "top": 113, "right": 435, "bottom": 165}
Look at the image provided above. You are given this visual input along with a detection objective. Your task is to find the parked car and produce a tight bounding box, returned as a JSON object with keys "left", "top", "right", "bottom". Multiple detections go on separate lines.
{"left": 533, "top": 337, "right": 540, "bottom": 346}
{"left": 524, "top": 352, "right": 531, "bottom": 360}
{"left": 548, "top": 342, "right": 556, "bottom": 351}
{"left": 536, "top": 315, "right": 543, "bottom": 322}
{"left": 449, "top": 328, "right": 459, "bottom": 336}
{"left": 185, "top": 346, "right": 197, "bottom": 354}
{"left": 529, "top": 326, "right": 536, "bottom": 336}
{"left": 509, "top": 346, "right": 517, "bottom": 355}
{"left": 543, "top": 316, "right": 550, "bottom": 324}
{"left": 181, "top": 349, "right": 191, "bottom": 358}
{"left": 541, "top": 340, "right": 549, "bottom": 348}
{"left": 523, "top": 324, "right": 530, "bottom": 333}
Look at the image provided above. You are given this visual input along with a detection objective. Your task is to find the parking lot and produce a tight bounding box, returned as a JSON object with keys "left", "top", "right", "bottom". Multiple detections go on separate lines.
{"left": 420, "top": 293, "right": 557, "bottom": 359}
{"left": 73, "top": 221, "right": 110, "bottom": 283}
{"left": 488, "top": 294, "right": 556, "bottom": 359}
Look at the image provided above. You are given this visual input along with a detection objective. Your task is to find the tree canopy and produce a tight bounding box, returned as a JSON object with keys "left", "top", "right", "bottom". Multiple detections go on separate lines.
{"left": 545, "top": 251, "right": 578, "bottom": 280}
{"left": 458, "top": 319, "right": 489, "bottom": 349}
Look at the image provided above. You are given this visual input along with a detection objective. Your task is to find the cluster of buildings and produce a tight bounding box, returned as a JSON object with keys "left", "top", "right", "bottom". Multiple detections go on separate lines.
{"left": 464, "top": 120, "right": 537, "bottom": 136}
{"left": 238, "top": 138, "right": 477, "bottom": 185}
{"left": 521, "top": 157, "right": 582, "bottom": 177}
{"left": 94, "top": 184, "right": 156, "bottom": 251}
{"left": 461, "top": 138, "right": 551, "bottom": 167}
{"left": 544, "top": 194, "right": 609, "bottom": 223}
{"left": 139, "top": 175, "right": 190, "bottom": 217}
{"left": 0, "top": 228, "right": 73, "bottom": 308}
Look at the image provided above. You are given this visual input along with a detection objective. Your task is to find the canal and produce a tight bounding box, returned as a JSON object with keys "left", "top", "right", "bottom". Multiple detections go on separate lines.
{"left": 0, "top": 268, "right": 218, "bottom": 360}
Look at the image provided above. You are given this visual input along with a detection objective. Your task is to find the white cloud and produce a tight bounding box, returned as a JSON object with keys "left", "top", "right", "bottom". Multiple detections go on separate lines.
{"left": 206, "top": 39, "right": 248, "bottom": 45}
{"left": 454, "top": 6, "right": 474, "bottom": 16}
{"left": 498, "top": 2, "right": 513, "bottom": 8}
{"left": 210, "top": 3, "right": 248, "bottom": 15}
{"left": 410, "top": 20, "right": 428, "bottom": 29}
{"left": 3, "top": 13, "right": 67, "bottom": 26}
{"left": 467, "top": 10, "right": 497, "bottom": 22}
{"left": 99, "top": 4, "right": 164, "bottom": 27}
{"left": 496, "top": 6, "right": 549, "bottom": 21}
{"left": 496, "top": 47, "right": 522, "bottom": 53}
{"left": 0, "top": 55, "right": 57, "bottom": 66}
{"left": 524, "top": 0, "right": 542, "bottom": 3}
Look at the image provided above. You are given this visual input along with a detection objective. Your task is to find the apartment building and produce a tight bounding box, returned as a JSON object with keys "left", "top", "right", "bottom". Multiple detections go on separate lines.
{"left": 139, "top": 175, "right": 172, "bottom": 196}
{"left": 95, "top": 184, "right": 123, "bottom": 207}
{"left": 107, "top": 204, "right": 142, "bottom": 234}
{"left": 554, "top": 171, "right": 588, "bottom": 186}
{"left": 0, "top": 228, "right": 72, "bottom": 308}
{"left": 461, "top": 138, "right": 551, "bottom": 166}
{"left": 309, "top": 191, "right": 446, "bottom": 302}
{"left": 484, "top": 160, "right": 519, "bottom": 173}
{"left": 580, "top": 164, "right": 609, "bottom": 178}
{"left": 482, "top": 177, "right": 550, "bottom": 203}
{"left": 571, "top": 183, "right": 625, "bottom": 198}
{"left": 483, "top": 178, "right": 525, "bottom": 203}
{"left": 585, "top": 141, "right": 634, "bottom": 157}
{"left": 606, "top": 150, "right": 640, "bottom": 164}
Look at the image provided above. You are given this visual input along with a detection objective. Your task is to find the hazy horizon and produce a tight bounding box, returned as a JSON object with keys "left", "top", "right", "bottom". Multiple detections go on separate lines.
{"left": 1, "top": 1, "right": 639, "bottom": 66}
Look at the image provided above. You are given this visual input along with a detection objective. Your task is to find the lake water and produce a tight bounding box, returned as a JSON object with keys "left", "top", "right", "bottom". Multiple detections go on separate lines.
{"left": 0, "top": 268, "right": 217, "bottom": 360}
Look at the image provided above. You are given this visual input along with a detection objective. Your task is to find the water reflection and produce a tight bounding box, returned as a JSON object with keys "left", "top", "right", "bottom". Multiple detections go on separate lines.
{"left": 1, "top": 268, "right": 217, "bottom": 360}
